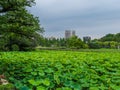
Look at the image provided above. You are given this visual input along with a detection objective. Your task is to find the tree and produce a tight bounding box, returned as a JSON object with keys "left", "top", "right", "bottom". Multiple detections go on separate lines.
{"left": 114, "top": 33, "right": 120, "bottom": 42}
{"left": 109, "top": 41, "right": 118, "bottom": 49}
{"left": 0, "top": 0, "right": 35, "bottom": 13}
{"left": 66, "top": 36, "right": 84, "bottom": 49}
{"left": 100, "top": 33, "right": 114, "bottom": 42}
{"left": 0, "top": 0, "right": 44, "bottom": 51}
{"left": 88, "top": 39, "right": 102, "bottom": 49}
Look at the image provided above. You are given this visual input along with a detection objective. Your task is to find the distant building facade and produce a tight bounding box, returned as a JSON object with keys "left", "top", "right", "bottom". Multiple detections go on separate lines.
{"left": 65, "top": 30, "right": 71, "bottom": 39}
{"left": 65, "top": 30, "right": 76, "bottom": 39}
{"left": 72, "top": 30, "right": 75, "bottom": 36}
{"left": 83, "top": 36, "right": 91, "bottom": 43}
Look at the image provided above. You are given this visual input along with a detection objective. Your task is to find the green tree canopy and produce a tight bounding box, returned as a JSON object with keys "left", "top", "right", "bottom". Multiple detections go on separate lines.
{"left": 0, "top": 0, "right": 35, "bottom": 13}
{"left": 67, "top": 36, "right": 84, "bottom": 49}
{"left": 100, "top": 33, "right": 120, "bottom": 42}
{"left": 0, "top": 0, "right": 44, "bottom": 51}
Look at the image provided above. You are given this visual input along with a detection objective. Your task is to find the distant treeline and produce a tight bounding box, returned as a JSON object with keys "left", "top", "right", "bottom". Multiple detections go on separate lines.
{"left": 39, "top": 33, "right": 120, "bottom": 49}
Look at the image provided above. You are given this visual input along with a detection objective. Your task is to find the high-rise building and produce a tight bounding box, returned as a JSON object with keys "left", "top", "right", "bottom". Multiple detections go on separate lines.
{"left": 65, "top": 30, "right": 76, "bottom": 39}
{"left": 72, "top": 30, "right": 75, "bottom": 36}
{"left": 65, "top": 30, "right": 71, "bottom": 39}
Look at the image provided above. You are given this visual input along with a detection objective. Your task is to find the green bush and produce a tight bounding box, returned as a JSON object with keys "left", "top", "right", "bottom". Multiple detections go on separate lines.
{"left": 11, "top": 44, "right": 19, "bottom": 51}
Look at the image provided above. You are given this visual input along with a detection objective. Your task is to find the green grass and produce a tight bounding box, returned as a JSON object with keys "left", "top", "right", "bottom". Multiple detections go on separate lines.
{"left": 0, "top": 50, "right": 120, "bottom": 90}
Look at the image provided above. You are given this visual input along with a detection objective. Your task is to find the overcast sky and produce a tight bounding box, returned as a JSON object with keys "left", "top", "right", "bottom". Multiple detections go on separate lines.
{"left": 29, "top": 0, "right": 120, "bottom": 39}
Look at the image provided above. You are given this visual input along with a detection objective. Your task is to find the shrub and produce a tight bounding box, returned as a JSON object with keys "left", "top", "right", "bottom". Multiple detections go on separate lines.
{"left": 11, "top": 44, "right": 19, "bottom": 51}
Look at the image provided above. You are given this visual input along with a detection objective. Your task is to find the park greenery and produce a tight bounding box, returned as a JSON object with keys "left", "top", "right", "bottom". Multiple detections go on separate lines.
{"left": 0, "top": 1, "right": 120, "bottom": 51}
{"left": 0, "top": 50, "right": 120, "bottom": 90}
{"left": 0, "top": 1, "right": 120, "bottom": 90}
{"left": 39, "top": 33, "right": 120, "bottom": 50}
{"left": 0, "top": 0, "right": 44, "bottom": 51}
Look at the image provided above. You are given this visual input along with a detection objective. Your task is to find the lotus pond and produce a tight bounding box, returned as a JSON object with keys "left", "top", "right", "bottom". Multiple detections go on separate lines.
{"left": 0, "top": 50, "right": 120, "bottom": 90}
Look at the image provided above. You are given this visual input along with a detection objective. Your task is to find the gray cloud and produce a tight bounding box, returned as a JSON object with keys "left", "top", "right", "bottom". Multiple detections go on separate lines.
{"left": 29, "top": 0, "right": 120, "bottom": 39}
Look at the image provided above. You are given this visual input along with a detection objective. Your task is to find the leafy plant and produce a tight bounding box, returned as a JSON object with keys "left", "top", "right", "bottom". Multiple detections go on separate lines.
{"left": 0, "top": 50, "right": 120, "bottom": 89}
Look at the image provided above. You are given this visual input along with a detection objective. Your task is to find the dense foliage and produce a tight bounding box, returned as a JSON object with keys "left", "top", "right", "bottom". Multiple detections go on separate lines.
{"left": 0, "top": 0, "right": 44, "bottom": 51}
{"left": 66, "top": 36, "right": 84, "bottom": 49}
{"left": 0, "top": 50, "right": 120, "bottom": 90}
{"left": 100, "top": 33, "right": 120, "bottom": 42}
{"left": 89, "top": 33, "right": 120, "bottom": 49}
{"left": 39, "top": 36, "right": 87, "bottom": 49}
{"left": 39, "top": 32, "right": 120, "bottom": 49}
{"left": 0, "top": 0, "right": 35, "bottom": 13}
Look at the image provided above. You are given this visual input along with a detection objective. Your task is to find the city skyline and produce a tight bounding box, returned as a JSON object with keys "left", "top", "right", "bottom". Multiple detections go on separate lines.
{"left": 29, "top": 0, "right": 120, "bottom": 39}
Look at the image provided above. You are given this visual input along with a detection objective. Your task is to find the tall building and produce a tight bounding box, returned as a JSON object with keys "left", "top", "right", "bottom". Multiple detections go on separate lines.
{"left": 72, "top": 30, "right": 75, "bottom": 36}
{"left": 65, "top": 30, "right": 71, "bottom": 39}
{"left": 65, "top": 30, "right": 76, "bottom": 39}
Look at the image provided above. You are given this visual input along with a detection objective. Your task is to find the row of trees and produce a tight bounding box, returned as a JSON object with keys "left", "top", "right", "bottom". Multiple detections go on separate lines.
{"left": 39, "top": 33, "right": 120, "bottom": 49}
{"left": 89, "top": 33, "right": 120, "bottom": 49}
{"left": 39, "top": 36, "right": 88, "bottom": 49}
{"left": 88, "top": 41, "right": 119, "bottom": 49}
{"left": 0, "top": 0, "right": 43, "bottom": 51}
{"left": 0, "top": 1, "right": 120, "bottom": 51}
{"left": 100, "top": 33, "right": 120, "bottom": 42}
